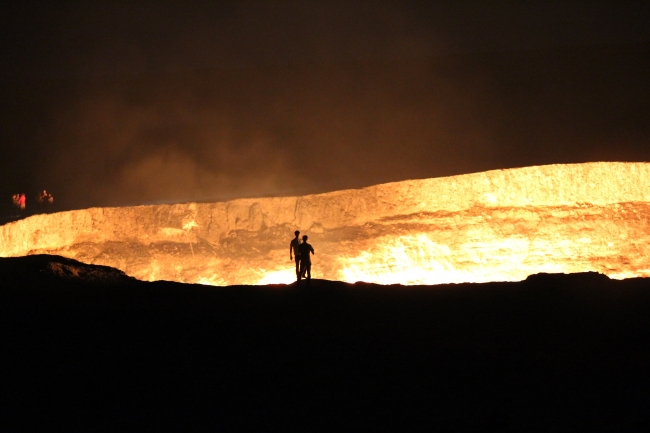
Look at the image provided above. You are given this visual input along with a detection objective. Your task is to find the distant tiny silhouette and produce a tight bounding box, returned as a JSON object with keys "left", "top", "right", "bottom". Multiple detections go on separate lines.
{"left": 289, "top": 230, "right": 301, "bottom": 281}
{"left": 298, "top": 235, "right": 315, "bottom": 285}
{"left": 18, "top": 193, "right": 26, "bottom": 214}
{"left": 36, "top": 191, "right": 44, "bottom": 212}
{"left": 45, "top": 191, "right": 54, "bottom": 212}
{"left": 11, "top": 194, "right": 20, "bottom": 217}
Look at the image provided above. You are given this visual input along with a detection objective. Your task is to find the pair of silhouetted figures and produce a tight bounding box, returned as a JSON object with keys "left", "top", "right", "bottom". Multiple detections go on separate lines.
{"left": 35, "top": 190, "right": 54, "bottom": 212}
{"left": 289, "top": 230, "right": 315, "bottom": 284}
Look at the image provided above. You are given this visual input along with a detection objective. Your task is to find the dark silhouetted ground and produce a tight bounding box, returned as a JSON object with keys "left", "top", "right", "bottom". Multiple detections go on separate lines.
{"left": 1, "top": 255, "right": 650, "bottom": 431}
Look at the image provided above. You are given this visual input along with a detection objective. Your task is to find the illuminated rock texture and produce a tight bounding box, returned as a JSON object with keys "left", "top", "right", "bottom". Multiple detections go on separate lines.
{"left": 1, "top": 162, "right": 650, "bottom": 285}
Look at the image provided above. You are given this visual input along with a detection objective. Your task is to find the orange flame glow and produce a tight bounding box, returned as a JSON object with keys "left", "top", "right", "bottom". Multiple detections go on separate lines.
{"left": 1, "top": 163, "right": 650, "bottom": 286}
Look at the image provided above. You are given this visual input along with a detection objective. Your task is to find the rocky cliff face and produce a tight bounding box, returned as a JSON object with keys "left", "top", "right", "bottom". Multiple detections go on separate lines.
{"left": 1, "top": 162, "right": 650, "bottom": 285}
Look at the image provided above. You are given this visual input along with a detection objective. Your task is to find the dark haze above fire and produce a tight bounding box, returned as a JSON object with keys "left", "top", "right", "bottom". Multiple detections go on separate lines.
{"left": 0, "top": 1, "right": 649, "bottom": 210}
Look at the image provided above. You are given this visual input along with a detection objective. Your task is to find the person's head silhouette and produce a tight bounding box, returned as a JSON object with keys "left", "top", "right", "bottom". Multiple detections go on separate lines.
{"left": 294, "top": 230, "right": 300, "bottom": 237}
{"left": 302, "top": 235, "right": 308, "bottom": 241}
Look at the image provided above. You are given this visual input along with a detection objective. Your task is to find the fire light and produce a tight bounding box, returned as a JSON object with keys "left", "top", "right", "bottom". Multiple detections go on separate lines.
{"left": 1, "top": 162, "right": 649, "bottom": 286}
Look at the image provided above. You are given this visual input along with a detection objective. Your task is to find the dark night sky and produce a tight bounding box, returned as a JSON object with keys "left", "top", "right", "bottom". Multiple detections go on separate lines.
{"left": 1, "top": 1, "right": 649, "bottom": 210}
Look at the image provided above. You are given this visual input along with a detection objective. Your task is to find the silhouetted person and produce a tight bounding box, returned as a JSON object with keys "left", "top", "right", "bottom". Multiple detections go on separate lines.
{"left": 289, "top": 230, "right": 302, "bottom": 282}
{"left": 11, "top": 194, "right": 20, "bottom": 217}
{"left": 45, "top": 191, "right": 54, "bottom": 213}
{"left": 18, "top": 193, "right": 26, "bottom": 214}
{"left": 36, "top": 191, "right": 44, "bottom": 213}
{"left": 298, "top": 235, "right": 315, "bottom": 284}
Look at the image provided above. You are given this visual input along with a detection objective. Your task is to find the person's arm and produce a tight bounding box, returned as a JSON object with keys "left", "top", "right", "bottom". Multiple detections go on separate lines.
{"left": 289, "top": 242, "right": 293, "bottom": 260}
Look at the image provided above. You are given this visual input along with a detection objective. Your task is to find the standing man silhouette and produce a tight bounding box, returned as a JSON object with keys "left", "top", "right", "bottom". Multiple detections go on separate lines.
{"left": 298, "top": 235, "right": 315, "bottom": 285}
{"left": 18, "top": 193, "right": 26, "bottom": 215}
{"left": 289, "top": 230, "right": 302, "bottom": 282}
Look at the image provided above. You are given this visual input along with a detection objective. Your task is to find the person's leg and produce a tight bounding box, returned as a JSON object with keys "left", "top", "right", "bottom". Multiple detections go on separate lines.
{"left": 295, "top": 257, "right": 301, "bottom": 281}
{"left": 304, "top": 262, "right": 311, "bottom": 287}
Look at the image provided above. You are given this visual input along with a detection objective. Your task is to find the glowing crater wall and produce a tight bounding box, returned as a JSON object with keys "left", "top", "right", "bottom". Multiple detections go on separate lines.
{"left": 1, "top": 162, "right": 650, "bottom": 285}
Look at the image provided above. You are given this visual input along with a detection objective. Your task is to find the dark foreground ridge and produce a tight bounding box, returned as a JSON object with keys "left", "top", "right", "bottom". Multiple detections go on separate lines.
{"left": 2, "top": 256, "right": 650, "bottom": 431}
